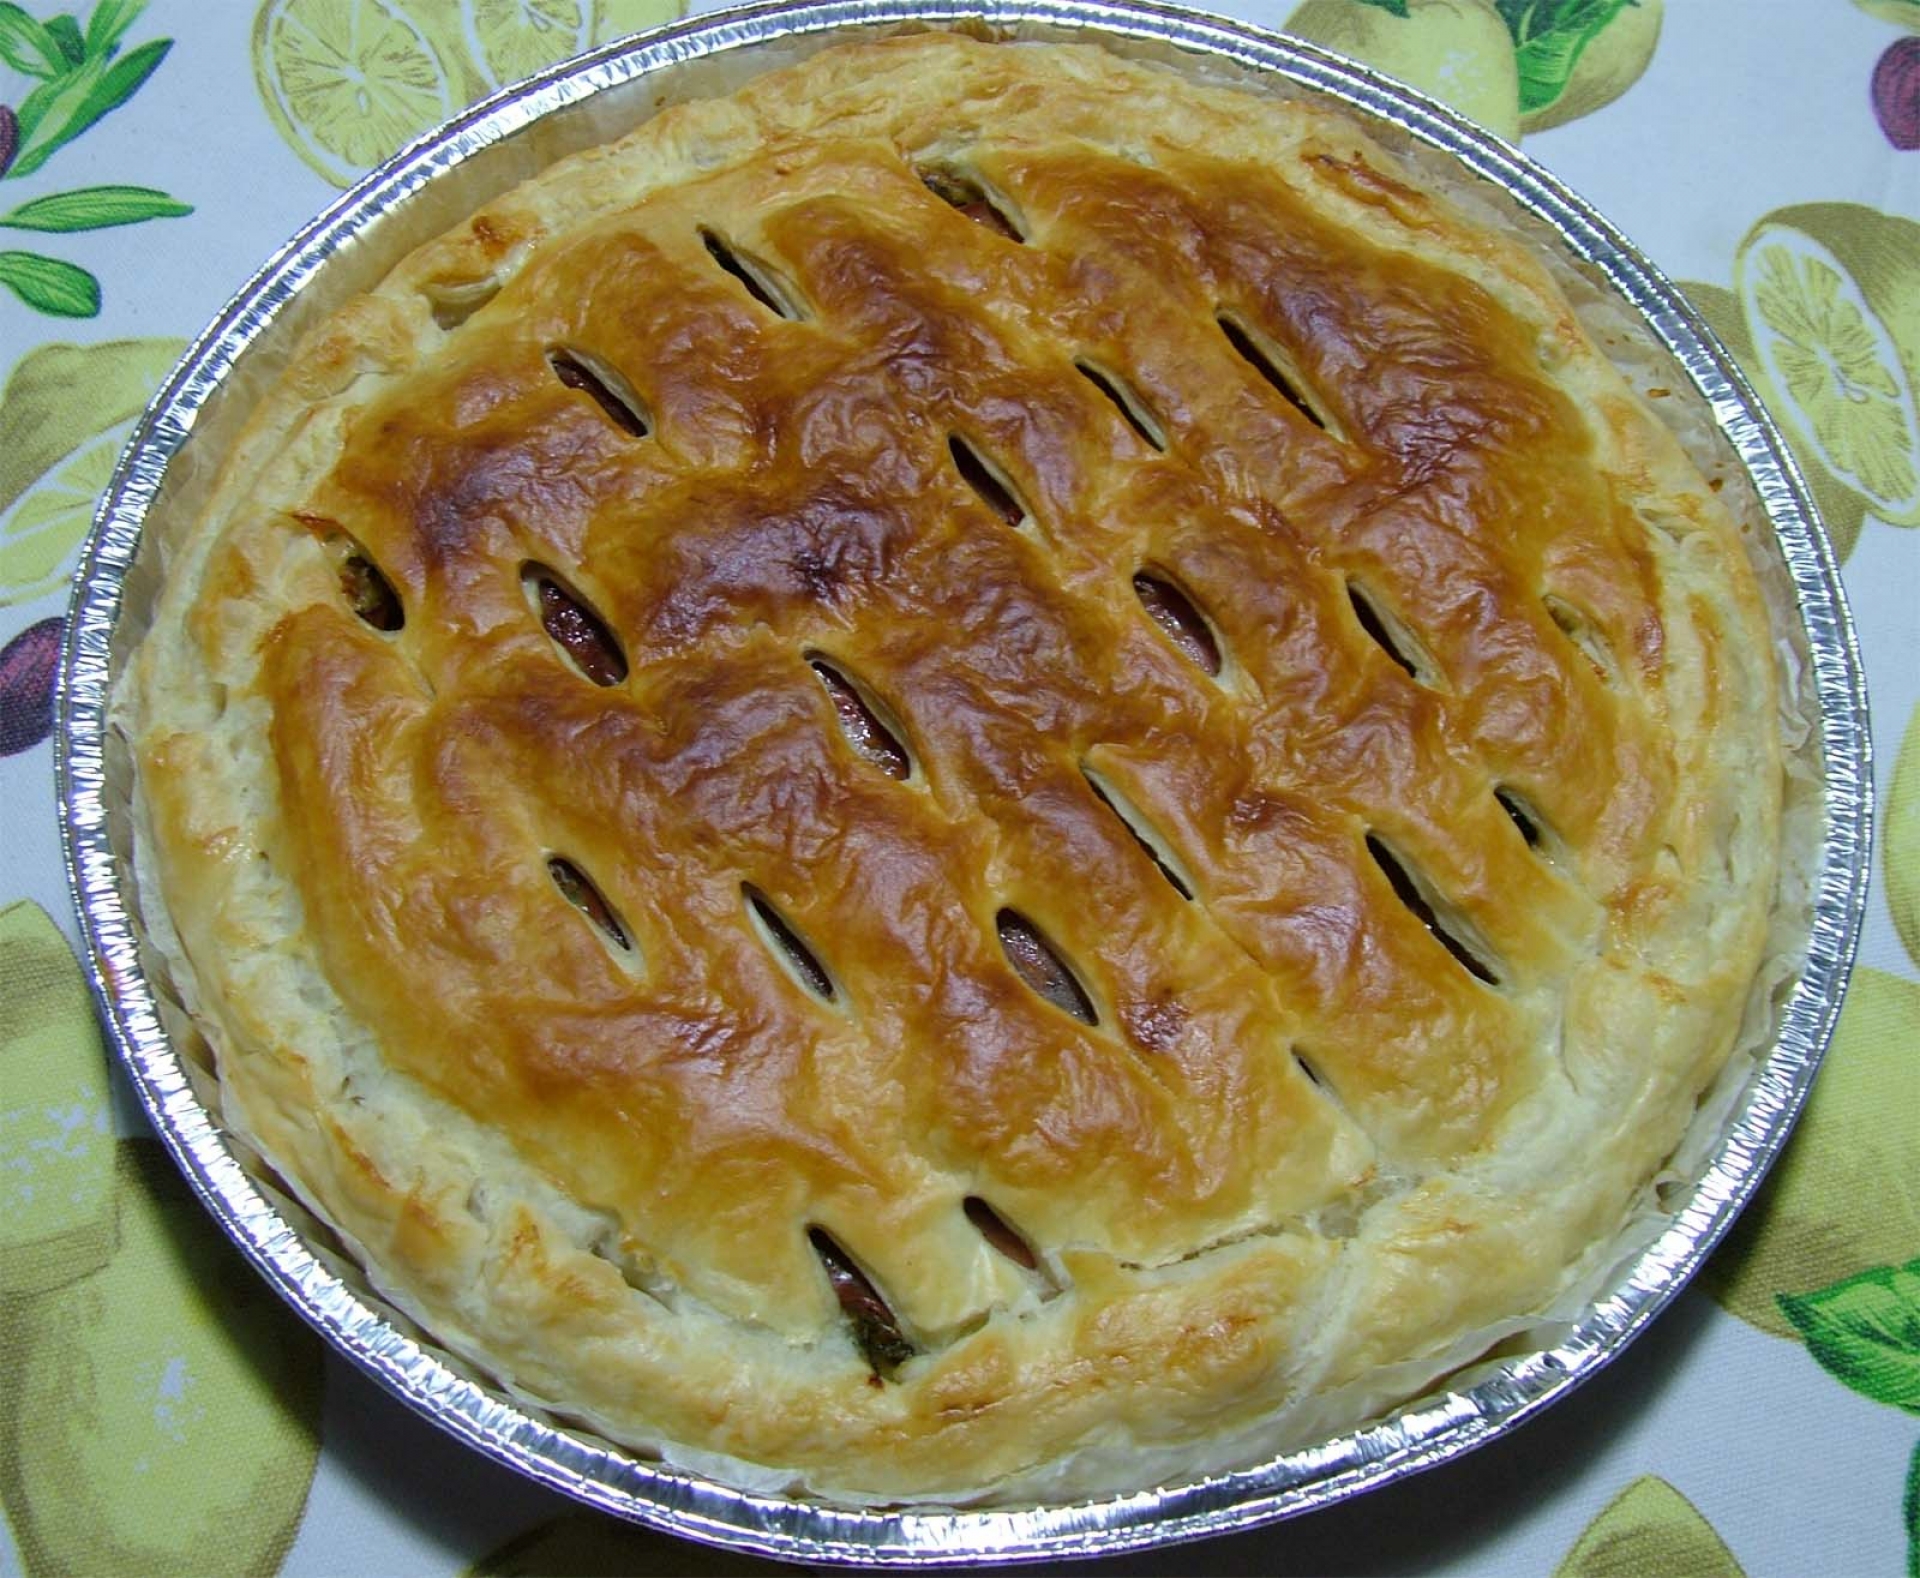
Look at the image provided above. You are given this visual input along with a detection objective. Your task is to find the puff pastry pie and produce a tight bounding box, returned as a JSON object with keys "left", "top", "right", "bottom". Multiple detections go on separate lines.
{"left": 122, "top": 31, "right": 1784, "bottom": 1502}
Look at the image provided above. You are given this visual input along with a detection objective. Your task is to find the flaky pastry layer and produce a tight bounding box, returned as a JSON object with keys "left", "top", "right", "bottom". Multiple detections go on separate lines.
{"left": 122, "top": 32, "right": 1782, "bottom": 1502}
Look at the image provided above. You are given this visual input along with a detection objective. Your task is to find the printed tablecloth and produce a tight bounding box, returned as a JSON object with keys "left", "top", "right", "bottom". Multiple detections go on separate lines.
{"left": 2, "top": 3, "right": 1916, "bottom": 1573}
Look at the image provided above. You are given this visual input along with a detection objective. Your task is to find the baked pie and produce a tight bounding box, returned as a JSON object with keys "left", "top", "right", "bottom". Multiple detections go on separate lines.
{"left": 121, "top": 30, "right": 1785, "bottom": 1502}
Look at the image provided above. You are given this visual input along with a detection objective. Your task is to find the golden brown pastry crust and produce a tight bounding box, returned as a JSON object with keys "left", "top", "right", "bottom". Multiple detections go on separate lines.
{"left": 122, "top": 32, "right": 1782, "bottom": 1501}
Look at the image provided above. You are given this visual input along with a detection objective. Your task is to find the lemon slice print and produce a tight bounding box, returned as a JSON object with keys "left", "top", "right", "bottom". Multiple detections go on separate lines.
{"left": 1737, "top": 204, "right": 1920, "bottom": 529}
{"left": 1681, "top": 280, "right": 1866, "bottom": 562}
{"left": 254, "top": 0, "right": 469, "bottom": 188}
{"left": 465, "top": 0, "right": 591, "bottom": 88}
{"left": 257, "top": 0, "right": 685, "bottom": 184}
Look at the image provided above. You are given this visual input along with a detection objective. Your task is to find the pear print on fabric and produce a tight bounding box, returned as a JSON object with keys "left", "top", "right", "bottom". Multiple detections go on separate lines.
{"left": 1704, "top": 967, "right": 1920, "bottom": 1339}
{"left": 1888, "top": 702, "right": 1920, "bottom": 970}
{"left": 0, "top": 338, "right": 184, "bottom": 607}
{"left": 1553, "top": 1476, "right": 1746, "bottom": 1578}
{"left": 1281, "top": 0, "right": 1663, "bottom": 144}
{"left": 0, "top": 899, "right": 117, "bottom": 1292}
{"left": 0, "top": 1142, "right": 325, "bottom": 1577}
{"left": 0, "top": 903, "right": 324, "bottom": 1577}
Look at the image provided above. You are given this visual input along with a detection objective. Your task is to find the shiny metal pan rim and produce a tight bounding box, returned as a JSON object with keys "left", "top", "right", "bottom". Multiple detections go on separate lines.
{"left": 57, "top": 0, "right": 1871, "bottom": 1563}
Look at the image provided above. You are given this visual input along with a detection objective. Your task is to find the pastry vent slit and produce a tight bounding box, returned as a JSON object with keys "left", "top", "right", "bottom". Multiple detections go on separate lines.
{"left": 1543, "top": 593, "right": 1618, "bottom": 686}
{"left": 1347, "top": 580, "right": 1442, "bottom": 688}
{"left": 521, "top": 564, "right": 628, "bottom": 686}
{"left": 1075, "top": 360, "right": 1167, "bottom": 451}
{"left": 948, "top": 435, "right": 1029, "bottom": 529}
{"left": 1218, "top": 311, "right": 1331, "bottom": 432}
{"left": 422, "top": 275, "right": 502, "bottom": 331}
{"left": 1133, "top": 571, "right": 1223, "bottom": 677}
{"left": 699, "top": 227, "right": 807, "bottom": 320}
{"left": 917, "top": 165, "right": 1026, "bottom": 242}
{"left": 546, "top": 856, "right": 638, "bottom": 966}
{"left": 744, "top": 887, "right": 837, "bottom": 1004}
{"left": 1081, "top": 764, "right": 1195, "bottom": 899}
{"left": 963, "top": 1196, "right": 1040, "bottom": 1271}
{"left": 1365, "top": 833, "right": 1503, "bottom": 986}
{"left": 547, "top": 347, "right": 651, "bottom": 437}
{"left": 586, "top": 1223, "right": 674, "bottom": 1308}
{"left": 325, "top": 535, "right": 403, "bottom": 632}
{"left": 1290, "top": 1053, "right": 1396, "bottom": 1197}
{"left": 807, "top": 655, "right": 913, "bottom": 780}
{"left": 807, "top": 1227, "right": 915, "bottom": 1379}
{"left": 996, "top": 909, "right": 1099, "bottom": 1026}
{"left": 1494, "top": 784, "right": 1573, "bottom": 869}
{"left": 1290, "top": 1048, "right": 1358, "bottom": 1128}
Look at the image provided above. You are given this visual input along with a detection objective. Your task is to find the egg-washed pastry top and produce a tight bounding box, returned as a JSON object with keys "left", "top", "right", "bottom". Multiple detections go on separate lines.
{"left": 122, "top": 30, "right": 1783, "bottom": 1503}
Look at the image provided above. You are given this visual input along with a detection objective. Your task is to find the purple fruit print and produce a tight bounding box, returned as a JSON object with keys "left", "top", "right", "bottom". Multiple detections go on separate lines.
{"left": 1876, "top": 37, "right": 1920, "bottom": 150}
{"left": 0, "top": 105, "right": 18, "bottom": 178}
{"left": 0, "top": 619, "right": 62, "bottom": 757}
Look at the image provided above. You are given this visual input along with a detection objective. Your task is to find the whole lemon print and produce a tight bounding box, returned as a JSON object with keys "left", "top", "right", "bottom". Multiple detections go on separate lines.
{"left": 0, "top": 1142, "right": 323, "bottom": 1577}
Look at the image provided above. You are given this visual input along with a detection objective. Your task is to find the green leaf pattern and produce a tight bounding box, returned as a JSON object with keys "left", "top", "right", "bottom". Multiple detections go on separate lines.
{"left": 42, "top": 13, "right": 82, "bottom": 66}
{"left": 0, "top": 1, "right": 185, "bottom": 319}
{"left": 0, "top": 3, "right": 67, "bottom": 77}
{"left": 1905, "top": 1441, "right": 1920, "bottom": 1578}
{"left": 1779, "top": 1262, "right": 1920, "bottom": 1414}
{"left": 0, "top": 183, "right": 190, "bottom": 231}
{"left": 9, "top": 34, "right": 171, "bottom": 179}
{"left": 1495, "top": 0, "right": 1637, "bottom": 113}
{"left": 0, "top": 247, "right": 95, "bottom": 313}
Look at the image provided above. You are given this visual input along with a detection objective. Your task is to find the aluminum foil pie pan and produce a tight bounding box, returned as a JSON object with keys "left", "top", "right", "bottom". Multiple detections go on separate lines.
{"left": 57, "top": 0, "right": 1872, "bottom": 1563}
